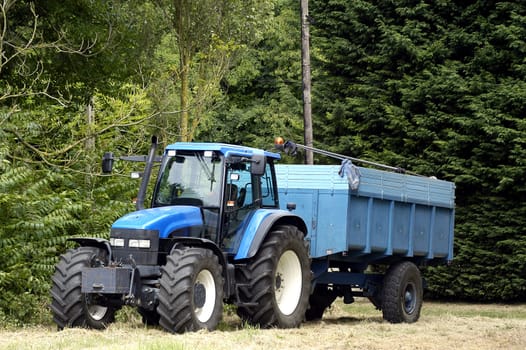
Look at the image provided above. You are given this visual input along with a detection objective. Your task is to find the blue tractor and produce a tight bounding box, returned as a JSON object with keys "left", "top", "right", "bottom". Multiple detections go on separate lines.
{"left": 51, "top": 137, "right": 310, "bottom": 332}
{"left": 50, "top": 138, "right": 455, "bottom": 333}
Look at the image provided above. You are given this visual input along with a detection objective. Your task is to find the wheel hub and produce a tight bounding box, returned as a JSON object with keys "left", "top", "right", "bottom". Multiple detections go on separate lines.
{"left": 84, "top": 295, "right": 109, "bottom": 321}
{"left": 194, "top": 282, "right": 206, "bottom": 308}
{"left": 403, "top": 284, "right": 416, "bottom": 314}
{"left": 275, "top": 273, "right": 283, "bottom": 290}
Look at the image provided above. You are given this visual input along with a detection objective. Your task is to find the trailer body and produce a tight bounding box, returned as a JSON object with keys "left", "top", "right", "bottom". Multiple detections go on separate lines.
{"left": 276, "top": 164, "right": 455, "bottom": 264}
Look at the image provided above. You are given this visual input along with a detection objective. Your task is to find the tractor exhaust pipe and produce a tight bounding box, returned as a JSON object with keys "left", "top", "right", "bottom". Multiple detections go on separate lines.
{"left": 136, "top": 136, "right": 158, "bottom": 210}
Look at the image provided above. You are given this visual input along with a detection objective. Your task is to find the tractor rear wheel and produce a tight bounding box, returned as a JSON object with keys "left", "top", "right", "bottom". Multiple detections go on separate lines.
{"left": 236, "top": 225, "right": 311, "bottom": 328}
{"left": 50, "top": 246, "right": 117, "bottom": 330}
{"left": 381, "top": 261, "right": 423, "bottom": 323}
{"left": 157, "top": 247, "right": 224, "bottom": 333}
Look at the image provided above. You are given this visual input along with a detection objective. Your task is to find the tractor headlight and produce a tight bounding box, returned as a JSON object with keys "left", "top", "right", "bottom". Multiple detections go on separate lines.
{"left": 129, "top": 239, "right": 151, "bottom": 249}
{"left": 110, "top": 238, "right": 125, "bottom": 247}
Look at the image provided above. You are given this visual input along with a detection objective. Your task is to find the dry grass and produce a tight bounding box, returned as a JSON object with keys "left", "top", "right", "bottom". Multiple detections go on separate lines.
{"left": 1, "top": 299, "right": 525, "bottom": 350}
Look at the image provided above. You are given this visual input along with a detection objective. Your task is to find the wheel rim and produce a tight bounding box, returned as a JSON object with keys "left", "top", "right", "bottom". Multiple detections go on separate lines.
{"left": 194, "top": 269, "right": 216, "bottom": 323}
{"left": 403, "top": 282, "right": 417, "bottom": 315}
{"left": 274, "top": 250, "right": 302, "bottom": 316}
{"left": 87, "top": 304, "right": 108, "bottom": 321}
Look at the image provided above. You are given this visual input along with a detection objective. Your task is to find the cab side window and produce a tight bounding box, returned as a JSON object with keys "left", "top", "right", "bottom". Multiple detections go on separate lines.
{"left": 261, "top": 162, "right": 278, "bottom": 208}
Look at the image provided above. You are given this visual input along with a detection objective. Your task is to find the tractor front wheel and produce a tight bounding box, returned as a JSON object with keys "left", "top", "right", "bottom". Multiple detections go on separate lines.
{"left": 50, "top": 246, "right": 117, "bottom": 330}
{"left": 157, "top": 247, "right": 224, "bottom": 333}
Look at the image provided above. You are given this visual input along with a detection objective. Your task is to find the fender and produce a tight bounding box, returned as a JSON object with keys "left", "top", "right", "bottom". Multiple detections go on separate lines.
{"left": 68, "top": 237, "right": 113, "bottom": 260}
{"left": 234, "top": 209, "right": 308, "bottom": 260}
{"left": 169, "top": 237, "right": 226, "bottom": 267}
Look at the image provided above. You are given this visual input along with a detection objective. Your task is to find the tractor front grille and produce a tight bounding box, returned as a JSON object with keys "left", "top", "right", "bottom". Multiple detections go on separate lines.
{"left": 110, "top": 228, "right": 160, "bottom": 265}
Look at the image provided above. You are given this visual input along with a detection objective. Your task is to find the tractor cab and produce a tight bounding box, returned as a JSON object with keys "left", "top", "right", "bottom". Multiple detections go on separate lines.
{"left": 112, "top": 143, "right": 282, "bottom": 254}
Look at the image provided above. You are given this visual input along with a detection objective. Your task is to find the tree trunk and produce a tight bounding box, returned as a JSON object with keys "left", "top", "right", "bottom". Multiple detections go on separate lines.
{"left": 180, "top": 56, "right": 190, "bottom": 142}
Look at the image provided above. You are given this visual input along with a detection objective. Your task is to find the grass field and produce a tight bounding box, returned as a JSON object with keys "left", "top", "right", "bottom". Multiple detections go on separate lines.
{"left": 1, "top": 299, "right": 525, "bottom": 350}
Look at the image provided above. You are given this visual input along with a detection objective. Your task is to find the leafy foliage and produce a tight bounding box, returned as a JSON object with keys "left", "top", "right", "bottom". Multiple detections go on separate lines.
{"left": 0, "top": 85, "right": 151, "bottom": 325}
{"left": 0, "top": 164, "right": 82, "bottom": 324}
{"left": 310, "top": 0, "right": 526, "bottom": 300}
{"left": 147, "top": 0, "right": 275, "bottom": 142}
{"left": 198, "top": 0, "right": 306, "bottom": 151}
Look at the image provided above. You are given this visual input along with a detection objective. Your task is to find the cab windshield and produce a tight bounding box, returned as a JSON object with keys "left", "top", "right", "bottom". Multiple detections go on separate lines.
{"left": 154, "top": 150, "right": 222, "bottom": 207}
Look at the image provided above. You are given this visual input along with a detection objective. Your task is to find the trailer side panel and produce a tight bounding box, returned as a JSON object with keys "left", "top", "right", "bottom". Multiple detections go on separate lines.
{"left": 276, "top": 164, "right": 455, "bottom": 265}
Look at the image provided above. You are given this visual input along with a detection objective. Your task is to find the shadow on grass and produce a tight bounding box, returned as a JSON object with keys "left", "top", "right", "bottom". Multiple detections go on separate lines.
{"left": 307, "top": 315, "right": 384, "bottom": 326}
{"left": 114, "top": 304, "right": 386, "bottom": 333}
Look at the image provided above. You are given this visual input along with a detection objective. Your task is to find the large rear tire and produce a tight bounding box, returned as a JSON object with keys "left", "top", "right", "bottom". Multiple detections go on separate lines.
{"left": 381, "top": 261, "right": 423, "bottom": 323}
{"left": 50, "top": 247, "right": 117, "bottom": 330}
{"left": 157, "top": 247, "right": 224, "bottom": 333}
{"left": 236, "top": 225, "right": 311, "bottom": 328}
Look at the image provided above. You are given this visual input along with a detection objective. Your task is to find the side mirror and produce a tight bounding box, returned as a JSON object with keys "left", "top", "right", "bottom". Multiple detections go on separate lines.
{"left": 102, "top": 152, "right": 114, "bottom": 174}
{"left": 250, "top": 154, "right": 266, "bottom": 176}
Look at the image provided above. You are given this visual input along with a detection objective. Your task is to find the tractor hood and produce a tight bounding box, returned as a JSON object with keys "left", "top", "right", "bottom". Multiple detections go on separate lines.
{"left": 111, "top": 206, "right": 203, "bottom": 239}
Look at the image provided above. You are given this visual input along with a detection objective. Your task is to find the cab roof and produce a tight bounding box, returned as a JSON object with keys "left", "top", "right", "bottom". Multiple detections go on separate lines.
{"left": 165, "top": 142, "right": 281, "bottom": 160}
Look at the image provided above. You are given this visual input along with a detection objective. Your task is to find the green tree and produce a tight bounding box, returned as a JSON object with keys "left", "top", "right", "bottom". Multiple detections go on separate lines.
{"left": 309, "top": 0, "right": 526, "bottom": 300}
{"left": 0, "top": 85, "right": 156, "bottom": 324}
{"left": 151, "top": 0, "right": 274, "bottom": 142}
{"left": 0, "top": 0, "right": 162, "bottom": 324}
{"left": 198, "top": 0, "right": 305, "bottom": 151}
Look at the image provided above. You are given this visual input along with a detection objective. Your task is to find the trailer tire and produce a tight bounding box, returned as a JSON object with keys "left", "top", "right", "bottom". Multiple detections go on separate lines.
{"left": 236, "top": 225, "right": 310, "bottom": 328}
{"left": 157, "top": 247, "right": 224, "bottom": 333}
{"left": 381, "top": 261, "right": 423, "bottom": 323}
{"left": 305, "top": 284, "right": 337, "bottom": 321}
{"left": 50, "top": 247, "right": 117, "bottom": 330}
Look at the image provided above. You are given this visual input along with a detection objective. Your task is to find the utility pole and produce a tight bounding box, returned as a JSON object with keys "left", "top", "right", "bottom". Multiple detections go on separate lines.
{"left": 301, "top": 0, "right": 313, "bottom": 164}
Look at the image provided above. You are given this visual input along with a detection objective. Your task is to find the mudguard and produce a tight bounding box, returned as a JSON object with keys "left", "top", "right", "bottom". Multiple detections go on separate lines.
{"left": 234, "top": 209, "right": 307, "bottom": 260}
{"left": 68, "top": 237, "right": 112, "bottom": 259}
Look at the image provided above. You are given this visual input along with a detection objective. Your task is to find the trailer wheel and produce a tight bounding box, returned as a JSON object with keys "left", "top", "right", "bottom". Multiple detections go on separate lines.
{"left": 305, "top": 284, "right": 337, "bottom": 321}
{"left": 157, "top": 247, "right": 224, "bottom": 333}
{"left": 381, "top": 261, "right": 423, "bottom": 323}
{"left": 50, "top": 247, "right": 117, "bottom": 330}
{"left": 237, "top": 225, "right": 310, "bottom": 328}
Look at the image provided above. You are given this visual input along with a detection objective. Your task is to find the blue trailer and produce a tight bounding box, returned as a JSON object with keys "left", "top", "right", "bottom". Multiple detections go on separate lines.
{"left": 276, "top": 163, "right": 455, "bottom": 321}
{"left": 50, "top": 138, "right": 455, "bottom": 332}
